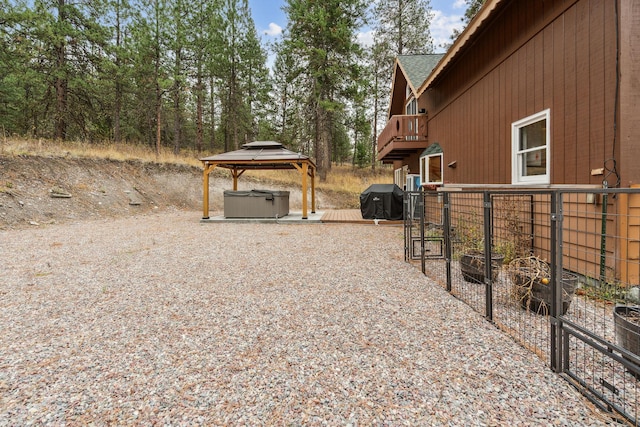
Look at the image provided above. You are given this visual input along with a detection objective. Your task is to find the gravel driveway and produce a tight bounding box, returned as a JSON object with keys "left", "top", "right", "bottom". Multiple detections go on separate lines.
{"left": 0, "top": 211, "right": 611, "bottom": 426}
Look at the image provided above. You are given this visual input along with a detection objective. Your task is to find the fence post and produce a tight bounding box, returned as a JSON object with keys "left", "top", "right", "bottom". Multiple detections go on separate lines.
{"left": 403, "top": 192, "right": 409, "bottom": 262}
{"left": 443, "top": 191, "right": 452, "bottom": 292}
{"left": 420, "top": 191, "right": 426, "bottom": 274}
{"left": 483, "top": 191, "right": 493, "bottom": 321}
{"left": 550, "top": 190, "right": 563, "bottom": 372}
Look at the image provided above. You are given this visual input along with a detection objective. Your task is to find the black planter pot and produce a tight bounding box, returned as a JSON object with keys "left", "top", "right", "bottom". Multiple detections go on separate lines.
{"left": 514, "top": 269, "right": 578, "bottom": 315}
{"left": 460, "top": 252, "right": 504, "bottom": 284}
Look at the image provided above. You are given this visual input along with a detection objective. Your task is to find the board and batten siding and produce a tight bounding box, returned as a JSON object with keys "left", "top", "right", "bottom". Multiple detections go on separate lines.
{"left": 424, "top": 0, "right": 617, "bottom": 186}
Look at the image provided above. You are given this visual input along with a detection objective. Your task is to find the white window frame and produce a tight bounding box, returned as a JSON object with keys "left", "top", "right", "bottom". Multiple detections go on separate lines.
{"left": 405, "top": 98, "right": 418, "bottom": 140}
{"left": 405, "top": 98, "right": 417, "bottom": 115}
{"left": 420, "top": 153, "right": 443, "bottom": 186}
{"left": 394, "top": 166, "right": 407, "bottom": 189}
{"left": 511, "top": 109, "right": 550, "bottom": 185}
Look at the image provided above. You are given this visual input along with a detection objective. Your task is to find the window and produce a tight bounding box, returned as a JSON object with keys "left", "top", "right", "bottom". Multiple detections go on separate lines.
{"left": 512, "top": 109, "right": 550, "bottom": 185}
{"left": 405, "top": 98, "right": 417, "bottom": 141}
{"left": 420, "top": 153, "right": 443, "bottom": 185}
{"left": 394, "top": 166, "right": 407, "bottom": 188}
{"left": 405, "top": 98, "right": 417, "bottom": 115}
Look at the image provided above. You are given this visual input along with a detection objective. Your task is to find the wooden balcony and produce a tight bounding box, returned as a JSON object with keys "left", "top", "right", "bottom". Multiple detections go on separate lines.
{"left": 377, "top": 115, "right": 429, "bottom": 163}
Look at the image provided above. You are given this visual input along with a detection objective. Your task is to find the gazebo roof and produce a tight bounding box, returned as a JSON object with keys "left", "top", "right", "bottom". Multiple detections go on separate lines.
{"left": 199, "top": 141, "right": 315, "bottom": 170}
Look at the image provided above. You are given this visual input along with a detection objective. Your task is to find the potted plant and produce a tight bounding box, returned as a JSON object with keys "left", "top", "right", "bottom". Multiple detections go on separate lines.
{"left": 455, "top": 213, "right": 505, "bottom": 284}
{"left": 509, "top": 256, "right": 579, "bottom": 315}
{"left": 460, "top": 251, "right": 505, "bottom": 284}
{"left": 614, "top": 304, "right": 640, "bottom": 377}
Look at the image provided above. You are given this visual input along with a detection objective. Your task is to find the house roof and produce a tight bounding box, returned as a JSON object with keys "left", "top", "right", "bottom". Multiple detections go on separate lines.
{"left": 417, "top": 0, "right": 505, "bottom": 96}
{"left": 419, "top": 142, "right": 443, "bottom": 157}
{"left": 396, "top": 54, "right": 445, "bottom": 97}
{"left": 199, "top": 141, "right": 315, "bottom": 170}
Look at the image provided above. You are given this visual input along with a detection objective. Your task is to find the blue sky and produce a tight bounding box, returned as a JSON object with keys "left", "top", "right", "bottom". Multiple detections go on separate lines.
{"left": 247, "top": 0, "right": 469, "bottom": 53}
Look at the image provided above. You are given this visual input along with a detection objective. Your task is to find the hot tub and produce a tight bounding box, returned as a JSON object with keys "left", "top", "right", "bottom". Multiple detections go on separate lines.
{"left": 223, "top": 190, "right": 290, "bottom": 218}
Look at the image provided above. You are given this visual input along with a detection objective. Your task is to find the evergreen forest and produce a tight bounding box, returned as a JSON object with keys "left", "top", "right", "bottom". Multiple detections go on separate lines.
{"left": 1, "top": 0, "right": 480, "bottom": 179}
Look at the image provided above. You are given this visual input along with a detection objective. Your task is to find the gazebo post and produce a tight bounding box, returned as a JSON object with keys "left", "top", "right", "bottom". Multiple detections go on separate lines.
{"left": 232, "top": 168, "right": 239, "bottom": 191}
{"left": 202, "top": 164, "right": 211, "bottom": 219}
{"left": 311, "top": 166, "right": 316, "bottom": 213}
{"left": 301, "top": 162, "right": 308, "bottom": 219}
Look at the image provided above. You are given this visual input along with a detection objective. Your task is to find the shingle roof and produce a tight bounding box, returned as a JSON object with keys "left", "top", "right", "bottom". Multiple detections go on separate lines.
{"left": 200, "top": 141, "right": 314, "bottom": 169}
{"left": 419, "top": 142, "right": 443, "bottom": 157}
{"left": 397, "top": 54, "right": 445, "bottom": 96}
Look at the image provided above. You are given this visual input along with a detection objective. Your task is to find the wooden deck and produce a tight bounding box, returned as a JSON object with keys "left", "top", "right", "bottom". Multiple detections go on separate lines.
{"left": 320, "top": 209, "right": 403, "bottom": 225}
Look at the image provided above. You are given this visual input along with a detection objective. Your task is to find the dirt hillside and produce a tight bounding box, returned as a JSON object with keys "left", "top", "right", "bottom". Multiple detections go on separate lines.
{"left": 0, "top": 155, "right": 346, "bottom": 230}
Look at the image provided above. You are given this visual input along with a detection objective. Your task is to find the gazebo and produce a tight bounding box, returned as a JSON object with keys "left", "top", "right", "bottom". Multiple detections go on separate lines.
{"left": 200, "top": 141, "right": 316, "bottom": 219}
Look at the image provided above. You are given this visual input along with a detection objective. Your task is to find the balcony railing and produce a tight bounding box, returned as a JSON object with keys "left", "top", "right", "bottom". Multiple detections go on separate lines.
{"left": 377, "top": 114, "right": 428, "bottom": 155}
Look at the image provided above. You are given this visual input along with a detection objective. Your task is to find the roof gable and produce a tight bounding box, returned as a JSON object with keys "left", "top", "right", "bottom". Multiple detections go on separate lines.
{"left": 396, "top": 54, "right": 445, "bottom": 97}
{"left": 417, "top": 0, "right": 504, "bottom": 96}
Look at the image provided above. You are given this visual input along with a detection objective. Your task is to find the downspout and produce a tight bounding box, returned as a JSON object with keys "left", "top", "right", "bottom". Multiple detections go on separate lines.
{"left": 599, "top": 0, "right": 622, "bottom": 284}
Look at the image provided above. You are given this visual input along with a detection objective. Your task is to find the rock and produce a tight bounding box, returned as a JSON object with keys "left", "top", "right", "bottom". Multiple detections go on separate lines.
{"left": 50, "top": 187, "right": 72, "bottom": 198}
{"left": 127, "top": 190, "right": 143, "bottom": 206}
{"left": 50, "top": 193, "right": 72, "bottom": 198}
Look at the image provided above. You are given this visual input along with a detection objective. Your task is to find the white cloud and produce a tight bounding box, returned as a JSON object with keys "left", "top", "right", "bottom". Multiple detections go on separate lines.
{"left": 357, "top": 30, "right": 375, "bottom": 48}
{"left": 452, "top": 0, "right": 467, "bottom": 9}
{"left": 264, "top": 22, "right": 282, "bottom": 37}
{"left": 430, "top": 9, "right": 465, "bottom": 53}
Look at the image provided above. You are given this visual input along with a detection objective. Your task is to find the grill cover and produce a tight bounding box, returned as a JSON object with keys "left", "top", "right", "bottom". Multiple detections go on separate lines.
{"left": 359, "top": 184, "right": 404, "bottom": 220}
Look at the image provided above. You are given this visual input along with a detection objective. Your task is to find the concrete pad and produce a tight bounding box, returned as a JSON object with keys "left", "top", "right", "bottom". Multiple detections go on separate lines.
{"left": 200, "top": 211, "right": 325, "bottom": 224}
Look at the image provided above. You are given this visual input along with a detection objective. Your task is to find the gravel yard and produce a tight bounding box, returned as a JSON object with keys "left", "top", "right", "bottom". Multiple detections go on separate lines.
{"left": 0, "top": 211, "right": 611, "bottom": 426}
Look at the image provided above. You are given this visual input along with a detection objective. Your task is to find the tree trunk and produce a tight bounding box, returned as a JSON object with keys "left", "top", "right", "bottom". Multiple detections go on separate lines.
{"left": 155, "top": 84, "right": 161, "bottom": 158}
{"left": 371, "top": 72, "right": 378, "bottom": 170}
{"left": 398, "top": 0, "right": 404, "bottom": 54}
{"left": 114, "top": 81, "right": 122, "bottom": 143}
{"left": 316, "top": 105, "right": 331, "bottom": 181}
{"left": 173, "top": 44, "right": 182, "bottom": 155}
{"left": 209, "top": 76, "right": 216, "bottom": 151}
{"left": 54, "top": 0, "right": 67, "bottom": 140}
{"left": 230, "top": 65, "right": 238, "bottom": 150}
{"left": 196, "top": 74, "right": 203, "bottom": 152}
{"left": 113, "top": 1, "right": 122, "bottom": 143}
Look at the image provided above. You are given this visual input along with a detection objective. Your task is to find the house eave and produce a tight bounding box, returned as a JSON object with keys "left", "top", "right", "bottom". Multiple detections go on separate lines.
{"left": 417, "top": 0, "right": 506, "bottom": 97}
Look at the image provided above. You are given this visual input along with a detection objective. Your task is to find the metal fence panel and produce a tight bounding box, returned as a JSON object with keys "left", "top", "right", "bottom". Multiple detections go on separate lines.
{"left": 404, "top": 188, "right": 640, "bottom": 425}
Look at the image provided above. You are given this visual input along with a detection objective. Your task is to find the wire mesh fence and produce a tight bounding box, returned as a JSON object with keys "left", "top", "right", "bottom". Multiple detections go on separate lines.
{"left": 404, "top": 188, "right": 640, "bottom": 426}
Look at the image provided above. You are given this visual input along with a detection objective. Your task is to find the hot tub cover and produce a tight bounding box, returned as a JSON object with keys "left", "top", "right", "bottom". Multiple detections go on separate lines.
{"left": 359, "top": 184, "right": 404, "bottom": 220}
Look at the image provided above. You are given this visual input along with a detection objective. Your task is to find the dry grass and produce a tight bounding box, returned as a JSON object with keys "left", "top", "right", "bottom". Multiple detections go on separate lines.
{"left": 0, "top": 137, "right": 202, "bottom": 168}
{"left": 0, "top": 137, "right": 393, "bottom": 196}
{"left": 245, "top": 165, "right": 393, "bottom": 194}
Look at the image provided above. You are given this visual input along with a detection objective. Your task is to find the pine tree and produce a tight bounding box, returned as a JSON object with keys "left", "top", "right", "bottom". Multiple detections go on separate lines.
{"left": 102, "top": 0, "right": 135, "bottom": 143}
{"left": 0, "top": 0, "right": 271, "bottom": 152}
{"left": 369, "top": 0, "right": 433, "bottom": 169}
{"left": 189, "top": 0, "right": 223, "bottom": 152}
{"left": 130, "top": 0, "right": 173, "bottom": 155}
{"left": 368, "top": 33, "right": 392, "bottom": 170}
{"left": 283, "top": 0, "right": 368, "bottom": 181}
{"left": 168, "top": 0, "right": 188, "bottom": 154}
{"left": 271, "top": 43, "right": 307, "bottom": 152}
{"left": 373, "top": 0, "right": 433, "bottom": 57}
{"left": 5, "top": 0, "right": 111, "bottom": 140}
{"left": 447, "top": 0, "right": 486, "bottom": 47}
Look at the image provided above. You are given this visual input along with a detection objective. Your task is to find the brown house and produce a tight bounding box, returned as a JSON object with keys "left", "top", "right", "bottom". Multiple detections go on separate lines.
{"left": 379, "top": 0, "right": 640, "bottom": 190}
